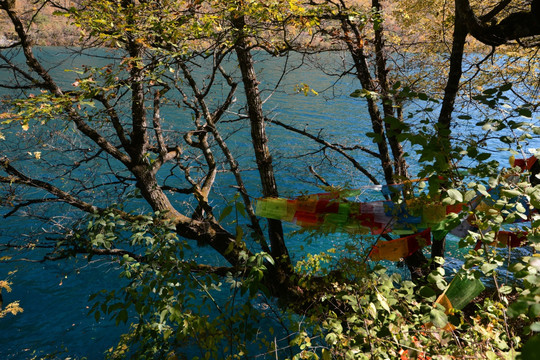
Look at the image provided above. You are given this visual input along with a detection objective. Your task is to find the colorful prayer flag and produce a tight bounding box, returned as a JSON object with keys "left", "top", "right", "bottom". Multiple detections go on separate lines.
{"left": 369, "top": 229, "right": 431, "bottom": 261}
{"left": 474, "top": 230, "right": 528, "bottom": 250}
{"left": 439, "top": 272, "right": 485, "bottom": 311}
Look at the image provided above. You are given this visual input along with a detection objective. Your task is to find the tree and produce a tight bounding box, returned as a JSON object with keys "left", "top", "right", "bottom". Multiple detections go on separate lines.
{"left": 1, "top": 0, "right": 540, "bottom": 358}
{"left": 431, "top": 0, "right": 540, "bottom": 262}
{"left": 311, "top": 0, "right": 540, "bottom": 271}
{"left": 1, "top": 0, "right": 310, "bottom": 355}
{"left": 0, "top": 0, "right": 307, "bottom": 292}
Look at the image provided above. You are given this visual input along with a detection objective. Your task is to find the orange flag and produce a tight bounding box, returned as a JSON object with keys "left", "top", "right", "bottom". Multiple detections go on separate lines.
{"left": 369, "top": 229, "right": 431, "bottom": 261}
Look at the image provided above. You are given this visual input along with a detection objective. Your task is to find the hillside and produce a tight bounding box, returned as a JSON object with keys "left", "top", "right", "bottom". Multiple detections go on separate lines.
{"left": 0, "top": 1, "right": 377, "bottom": 47}
{"left": 0, "top": 0, "right": 79, "bottom": 46}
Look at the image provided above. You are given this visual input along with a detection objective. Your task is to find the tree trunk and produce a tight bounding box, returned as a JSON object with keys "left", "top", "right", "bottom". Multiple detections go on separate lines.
{"left": 341, "top": 23, "right": 395, "bottom": 186}
{"left": 372, "top": 0, "right": 408, "bottom": 180}
{"left": 432, "top": 2, "right": 468, "bottom": 260}
{"left": 232, "top": 14, "right": 292, "bottom": 277}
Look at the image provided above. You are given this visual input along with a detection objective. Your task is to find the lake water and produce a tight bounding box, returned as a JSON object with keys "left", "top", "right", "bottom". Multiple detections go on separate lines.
{"left": 0, "top": 47, "right": 532, "bottom": 359}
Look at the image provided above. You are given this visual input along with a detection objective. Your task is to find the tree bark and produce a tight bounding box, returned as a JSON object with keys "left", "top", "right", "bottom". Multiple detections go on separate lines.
{"left": 431, "top": 2, "right": 469, "bottom": 260}
{"left": 372, "top": 0, "right": 408, "bottom": 180}
{"left": 340, "top": 18, "right": 395, "bottom": 186}
{"left": 231, "top": 15, "right": 291, "bottom": 267}
{"left": 456, "top": 0, "right": 540, "bottom": 46}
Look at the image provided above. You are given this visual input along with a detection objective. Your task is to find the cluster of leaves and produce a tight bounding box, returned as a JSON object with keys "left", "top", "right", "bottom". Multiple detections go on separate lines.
{"left": 2, "top": 1, "right": 540, "bottom": 359}
{"left": 287, "top": 262, "right": 521, "bottom": 360}
{"left": 0, "top": 277, "right": 23, "bottom": 319}
{"left": 77, "top": 211, "right": 302, "bottom": 359}
{"left": 455, "top": 172, "right": 540, "bottom": 359}
{"left": 303, "top": 81, "right": 540, "bottom": 358}
{"left": 79, "top": 201, "right": 540, "bottom": 360}
{"left": 68, "top": 0, "right": 316, "bottom": 54}
{"left": 79, "top": 104, "right": 540, "bottom": 359}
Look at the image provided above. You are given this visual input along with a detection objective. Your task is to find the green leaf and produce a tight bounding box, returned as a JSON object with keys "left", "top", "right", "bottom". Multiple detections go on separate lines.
{"left": 116, "top": 309, "right": 128, "bottom": 324}
{"left": 376, "top": 292, "right": 390, "bottom": 312}
{"left": 235, "top": 225, "right": 244, "bottom": 242}
{"left": 476, "top": 153, "right": 491, "bottom": 161}
{"left": 235, "top": 201, "right": 246, "bottom": 217}
{"left": 530, "top": 322, "right": 540, "bottom": 332}
{"left": 520, "top": 334, "right": 540, "bottom": 360}
{"left": 447, "top": 189, "right": 463, "bottom": 203}
{"left": 419, "top": 286, "right": 437, "bottom": 299}
{"left": 464, "top": 189, "right": 477, "bottom": 202}
{"left": 481, "top": 262, "right": 498, "bottom": 274}
{"left": 501, "top": 189, "right": 522, "bottom": 198}
{"left": 508, "top": 300, "right": 529, "bottom": 318}
{"left": 530, "top": 304, "right": 540, "bottom": 318}
{"left": 429, "top": 308, "right": 448, "bottom": 328}
{"left": 350, "top": 89, "right": 362, "bottom": 98}
{"left": 518, "top": 108, "right": 532, "bottom": 118}
{"left": 219, "top": 205, "right": 233, "bottom": 222}
{"left": 325, "top": 333, "right": 338, "bottom": 345}
{"left": 500, "top": 83, "right": 512, "bottom": 91}
{"left": 322, "top": 348, "right": 332, "bottom": 360}
{"left": 368, "top": 302, "right": 377, "bottom": 319}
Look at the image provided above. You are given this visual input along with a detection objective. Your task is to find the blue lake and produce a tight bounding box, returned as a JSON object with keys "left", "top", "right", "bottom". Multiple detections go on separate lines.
{"left": 0, "top": 47, "right": 533, "bottom": 359}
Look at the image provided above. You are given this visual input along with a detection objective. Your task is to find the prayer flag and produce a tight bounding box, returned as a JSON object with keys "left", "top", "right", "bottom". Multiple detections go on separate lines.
{"left": 423, "top": 204, "right": 447, "bottom": 224}
{"left": 315, "top": 198, "right": 340, "bottom": 213}
{"left": 406, "top": 228, "right": 432, "bottom": 254}
{"left": 442, "top": 273, "right": 485, "bottom": 311}
{"left": 296, "top": 197, "right": 318, "bottom": 213}
{"left": 446, "top": 203, "right": 463, "bottom": 214}
{"left": 474, "top": 230, "right": 528, "bottom": 250}
{"left": 294, "top": 211, "right": 321, "bottom": 227}
{"left": 369, "top": 229, "right": 431, "bottom": 261}
{"left": 255, "top": 198, "right": 295, "bottom": 221}
{"left": 369, "top": 237, "right": 409, "bottom": 262}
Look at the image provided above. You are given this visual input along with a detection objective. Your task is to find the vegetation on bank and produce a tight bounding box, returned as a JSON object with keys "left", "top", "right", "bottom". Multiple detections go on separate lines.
{"left": 1, "top": 0, "right": 540, "bottom": 359}
{"left": 0, "top": 0, "right": 79, "bottom": 46}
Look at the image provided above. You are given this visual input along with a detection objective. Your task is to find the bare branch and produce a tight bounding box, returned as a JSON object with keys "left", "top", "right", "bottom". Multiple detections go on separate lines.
{"left": 268, "top": 118, "right": 381, "bottom": 185}
{"left": 93, "top": 93, "right": 131, "bottom": 150}
{"left": 309, "top": 166, "right": 331, "bottom": 187}
{"left": 1, "top": 157, "right": 100, "bottom": 214}
{"left": 2, "top": 198, "right": 61, "bottom": 218}
{"left": 479, "top": 0, "right": 513, "bottom": 22}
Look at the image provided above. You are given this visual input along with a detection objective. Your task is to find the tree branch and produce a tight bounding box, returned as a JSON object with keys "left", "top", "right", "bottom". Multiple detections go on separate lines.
{"left": 268, "top": 118, "right": 381, "bottom": 185}
{"left": 2, "top": 198, "right": 61, "bottom": 218}
{"left": 456, "top": 0, "right": 540, "bottom": 46}
{"left": 1, "top": 158, "right": 100, "bottom": 214}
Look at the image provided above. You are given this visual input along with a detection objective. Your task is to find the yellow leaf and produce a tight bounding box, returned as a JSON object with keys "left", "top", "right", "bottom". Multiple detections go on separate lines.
{"left": 0, "top": 280, "right": 12, "bottom": 292}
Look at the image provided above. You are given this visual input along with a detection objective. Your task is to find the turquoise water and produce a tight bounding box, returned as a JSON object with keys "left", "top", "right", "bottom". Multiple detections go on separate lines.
{"left": 0, "top": 48, "right": 382, "bottom": 359}
{"left": 0, "top": 48, "right": 533, "bottom": 359}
